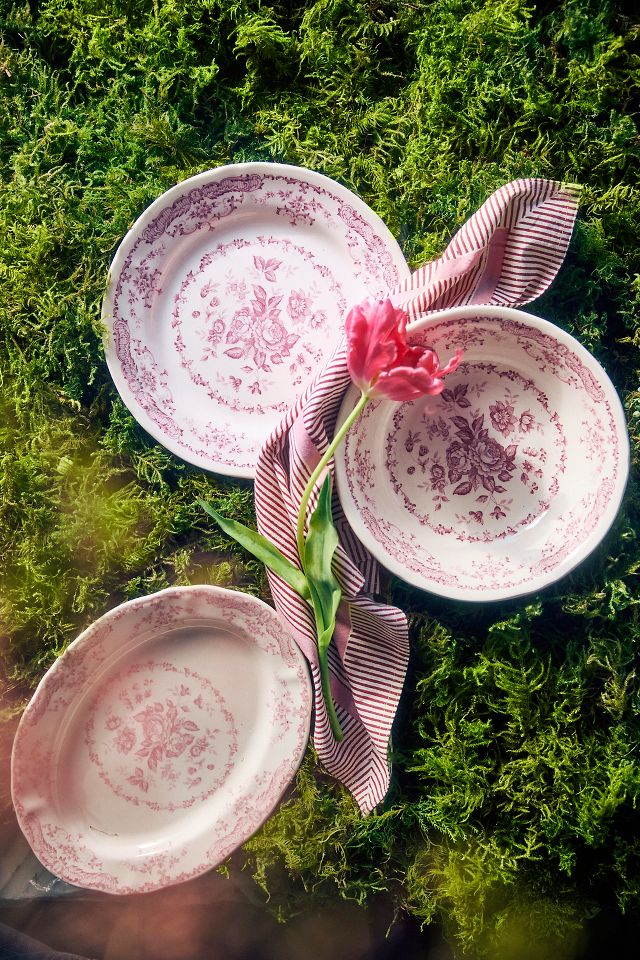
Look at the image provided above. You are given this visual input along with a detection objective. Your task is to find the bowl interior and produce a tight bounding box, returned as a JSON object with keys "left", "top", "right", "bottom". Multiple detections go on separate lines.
{"left": 335, "top": 308, "right": 628, "bottom": 601}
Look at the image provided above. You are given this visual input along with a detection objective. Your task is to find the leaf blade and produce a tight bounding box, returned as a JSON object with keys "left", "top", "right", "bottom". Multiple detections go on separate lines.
{"left": 303, "top": 474, "right": 342, "bottom": 646}
{"left": 197, "top": 499, "right": 310, "bottom": 600}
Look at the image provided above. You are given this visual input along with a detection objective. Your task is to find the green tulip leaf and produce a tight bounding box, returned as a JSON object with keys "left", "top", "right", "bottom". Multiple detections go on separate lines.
{"left": 197, "top": 498, "right": 310, "bottom": 600}
{"left": 303, "top": 475, "right": 342, "bottom": 653}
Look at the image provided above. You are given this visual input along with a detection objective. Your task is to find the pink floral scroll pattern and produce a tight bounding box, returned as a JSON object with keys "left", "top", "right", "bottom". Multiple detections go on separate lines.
{"left": 337, "top": 204, "right": 399, "bottom": 289}
{"left": 85, "top": 661, "right": 238, "bottom": 813}
{"left": 423, "top": 315, "right": 608, "bottom": 404}
{"left": 141, "top": 174, "right": 264, "bottom": 245}
{"left": 536, "top": 479, "right": 616, "bottom": 574}
{"left": 171, "top": 237, "right": 344, "bottom": 414}
{"left": 384, "top": 363, "right": 567, "bottom": 543}
{"left": 15, "top": 814, "right": 122, "bottom": 892}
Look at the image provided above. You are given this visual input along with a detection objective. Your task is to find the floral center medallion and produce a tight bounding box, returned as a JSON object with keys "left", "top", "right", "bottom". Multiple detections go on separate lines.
{"left": 171, "top": 237, "right": 347, "bottom": 415}
{"left": 385, "top": 363, "right": 567, "bottom": 543}
{"left": 85, "top": 661, "right": 238, "bottom": 812}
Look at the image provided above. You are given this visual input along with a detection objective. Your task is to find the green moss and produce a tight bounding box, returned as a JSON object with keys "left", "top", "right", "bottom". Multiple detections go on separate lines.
{"left": 1, "top": 0, "right": 639, "bottom": 955}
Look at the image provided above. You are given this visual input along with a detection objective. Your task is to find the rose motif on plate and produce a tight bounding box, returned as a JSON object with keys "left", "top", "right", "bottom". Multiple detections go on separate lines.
{"left": 489, "top": 399, "right": 517, "bottom": 436}
{"left": 85, "top": 661, "right": 239, "bottom": 812}
{"left": 386, "top": 366, "right": 567, "bottom": 542}
{"left": 172, "top": 240, "right": 346, "bottom": 414}
{"left": 224, "top": 284, "right": 301, "bottom": 371}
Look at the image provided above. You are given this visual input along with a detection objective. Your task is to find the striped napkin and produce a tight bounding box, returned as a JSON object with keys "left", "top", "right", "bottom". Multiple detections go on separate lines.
{"left": 255, "top": 179, "right": 580, "bottom": 813}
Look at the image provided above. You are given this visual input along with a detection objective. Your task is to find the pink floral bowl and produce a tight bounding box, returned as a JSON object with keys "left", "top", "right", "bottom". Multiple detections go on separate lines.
{"left": 11, "top": 586, "right": 311, "bottom": 893}
{"left": 334, "top": 304, "right": 629, "bottom": 602}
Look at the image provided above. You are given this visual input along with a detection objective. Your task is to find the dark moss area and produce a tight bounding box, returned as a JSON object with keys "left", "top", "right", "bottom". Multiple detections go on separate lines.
{"left": 0, "top": 1, "right": 639, "bottom": 956}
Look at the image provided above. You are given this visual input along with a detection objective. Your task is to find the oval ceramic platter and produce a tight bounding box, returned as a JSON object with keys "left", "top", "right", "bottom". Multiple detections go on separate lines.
{"left": 335, "top": 304, "right": 629, "bottom": 603}
{"left": 11, "top": 586, "right": 311, "bottom": 894}
{"left": 102, "top": 163, "right": 410, "bottom": 477}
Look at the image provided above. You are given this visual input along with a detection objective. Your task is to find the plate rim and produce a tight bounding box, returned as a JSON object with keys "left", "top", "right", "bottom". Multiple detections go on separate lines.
{"left": 102, "top": 161, "right": 411, "bottom": 479}
{"left": 334, "top": 303, "right": 630, "bottom": 603}
{"left": 11, "top": 584, "right": 312, "bottom": 893}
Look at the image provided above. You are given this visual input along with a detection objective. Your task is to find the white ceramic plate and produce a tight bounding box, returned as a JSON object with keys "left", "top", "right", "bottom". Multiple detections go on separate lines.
{"left": 102, "top": 163, "right": 410, "bottom": 477}
{"left": 335, "top": 305, "right": 629, "bottom": 602}
{"left": 11, "top": 586, "right": 311, "bottom": 894}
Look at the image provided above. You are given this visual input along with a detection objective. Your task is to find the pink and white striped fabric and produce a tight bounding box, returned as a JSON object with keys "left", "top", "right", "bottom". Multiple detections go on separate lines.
{"left": 254, "top": 179, "right": 580, "bottom": 813}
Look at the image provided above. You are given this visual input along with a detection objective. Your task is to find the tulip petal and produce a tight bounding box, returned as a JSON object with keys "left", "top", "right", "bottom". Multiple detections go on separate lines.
{"left": 373, "top": 366, "right": 446, "bottom": 401}
{"left": 344, "top": 297, "right": 463, "bottom": 401}
{"left": 345, "top": 299, "right": 408, "bottom": 392}
{"left": 437, "top": 347, "right": 464, "bottom": 377}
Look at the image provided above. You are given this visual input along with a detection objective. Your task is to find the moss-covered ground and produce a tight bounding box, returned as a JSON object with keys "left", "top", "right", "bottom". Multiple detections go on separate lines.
{"left": 1, "top": 1, "right": 639, "bottom": 956}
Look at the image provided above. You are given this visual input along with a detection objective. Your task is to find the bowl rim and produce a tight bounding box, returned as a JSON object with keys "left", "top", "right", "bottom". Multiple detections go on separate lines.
{"left": 335, "top": 302, "right": 630, "bottom": 603}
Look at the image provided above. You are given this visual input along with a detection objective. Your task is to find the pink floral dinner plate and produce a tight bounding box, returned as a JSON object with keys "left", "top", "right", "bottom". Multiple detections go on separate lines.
{"left": 102, "top": 162, "right": 410, "bottom": 477}
{"left": 335, "top": 304, "right": 629, "bottom": 602}
{"left": 11, "top": 586, "right": 311, "bottom": 894}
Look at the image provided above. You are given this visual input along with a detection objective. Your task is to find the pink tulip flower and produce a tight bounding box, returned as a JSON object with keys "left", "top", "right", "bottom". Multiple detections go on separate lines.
{"left": 345, "top": 298, "right": 462, "bottom": 400}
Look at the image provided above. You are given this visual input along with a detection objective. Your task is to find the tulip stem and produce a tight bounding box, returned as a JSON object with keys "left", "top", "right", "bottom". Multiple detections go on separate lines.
{"left": 296, "top": 390, "right": 369, "bottom": 561}
{"left": 318, "top": 646, "right": 344, "bottom": 742}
